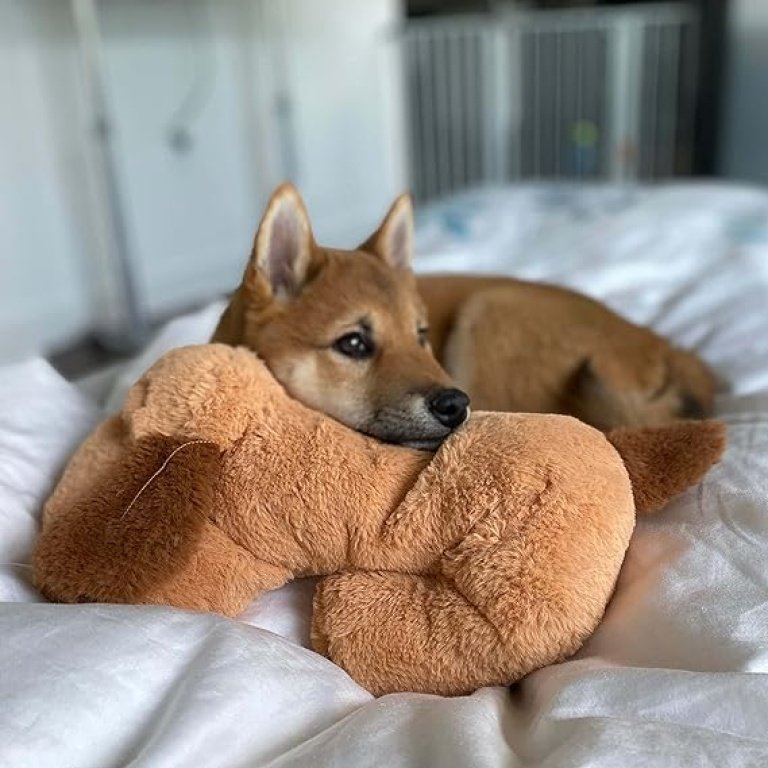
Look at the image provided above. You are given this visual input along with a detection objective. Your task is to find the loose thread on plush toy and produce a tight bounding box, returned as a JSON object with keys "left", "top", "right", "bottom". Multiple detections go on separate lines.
{"left": 120, "top": 439, "right": 215, "bottom": 520}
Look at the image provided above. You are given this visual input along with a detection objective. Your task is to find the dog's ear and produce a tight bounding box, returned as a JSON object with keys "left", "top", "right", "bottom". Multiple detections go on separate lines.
{"left": 359, "top": 193, "right": 414, "bottom": 271}
{"left": 607, "top": 420, "right": 726, "bottom": 515}
{"left": 245, "top": 183, "right": 316, "bottom": 300}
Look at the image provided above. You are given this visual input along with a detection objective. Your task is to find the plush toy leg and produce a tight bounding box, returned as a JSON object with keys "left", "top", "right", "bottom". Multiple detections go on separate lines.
{"left": 35, "top": 436, "right": 287, "bottom": 617}
{"left": 311, "top": 572, "right": 520, "bottom": 696}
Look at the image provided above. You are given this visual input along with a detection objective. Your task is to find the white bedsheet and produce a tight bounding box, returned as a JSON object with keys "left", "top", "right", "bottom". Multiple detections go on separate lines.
{"left": 3, "top": 183, "right": 768, "bottom": 767}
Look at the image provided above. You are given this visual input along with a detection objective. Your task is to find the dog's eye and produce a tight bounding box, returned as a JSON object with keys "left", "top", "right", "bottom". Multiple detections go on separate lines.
{"left": 333, "top": 332, "right": 374, "bottom": 360}
{"left": 418, "top": 327, "right": 430, "bottom": 347}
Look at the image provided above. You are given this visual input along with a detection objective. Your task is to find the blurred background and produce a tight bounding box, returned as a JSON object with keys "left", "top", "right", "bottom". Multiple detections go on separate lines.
{"left": 0, "top": 0, "right": 764, "bottom": 372}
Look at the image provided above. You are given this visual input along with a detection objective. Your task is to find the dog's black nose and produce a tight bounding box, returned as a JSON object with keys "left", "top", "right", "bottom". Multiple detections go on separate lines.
{"left": 427, "top": 388, "right": 470, "bottom": 429}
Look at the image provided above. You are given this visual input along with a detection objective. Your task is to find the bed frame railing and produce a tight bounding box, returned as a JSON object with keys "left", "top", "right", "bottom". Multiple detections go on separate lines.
{"left": 402, "top": 3, "right": 698, "bottom": 201}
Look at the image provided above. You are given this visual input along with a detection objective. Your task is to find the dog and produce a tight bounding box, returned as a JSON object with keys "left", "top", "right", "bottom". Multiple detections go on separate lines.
{"left": 212, "top": 184, "right": 716, "bottom": 446}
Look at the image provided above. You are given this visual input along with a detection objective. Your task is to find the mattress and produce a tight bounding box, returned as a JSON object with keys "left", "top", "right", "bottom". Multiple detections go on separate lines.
{"left": 2, "top": 183, "right": 768, "bottom": 767}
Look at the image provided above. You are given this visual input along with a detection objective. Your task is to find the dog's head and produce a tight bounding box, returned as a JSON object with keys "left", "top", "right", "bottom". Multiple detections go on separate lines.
{"left": 213, "top": 184, "right": 469, "bottom": 450}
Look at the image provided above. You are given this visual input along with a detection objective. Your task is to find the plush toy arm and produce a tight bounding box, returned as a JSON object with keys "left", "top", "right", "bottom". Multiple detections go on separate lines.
{"left": 314, "top": 417, "right": 637, "bottom": 696}
{"left": 347, "top": 414, "right": 548, "bottom": 573}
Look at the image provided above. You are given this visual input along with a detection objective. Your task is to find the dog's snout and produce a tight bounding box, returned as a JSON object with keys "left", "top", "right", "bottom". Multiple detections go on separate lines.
{"left": 427, "top": 388, "right": 470, "bottom": 429}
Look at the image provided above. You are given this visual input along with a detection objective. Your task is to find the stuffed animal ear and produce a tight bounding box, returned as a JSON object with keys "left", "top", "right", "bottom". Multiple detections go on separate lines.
{"left": 245, "top": 183, "right": 316, "bottom": 300}
{"left": 607, "top": 420, "right": 726, "bottom": 515}
{"left": 359, "top": 193, "right": 414, "bottom": 271}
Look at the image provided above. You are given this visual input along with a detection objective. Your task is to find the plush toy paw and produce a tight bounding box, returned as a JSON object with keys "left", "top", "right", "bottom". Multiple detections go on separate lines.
{"left": 313, "top": 571, "right": 528, "bottom": 697}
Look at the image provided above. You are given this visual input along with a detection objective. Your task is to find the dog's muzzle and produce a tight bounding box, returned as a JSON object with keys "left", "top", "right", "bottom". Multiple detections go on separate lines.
{"left": 361, "top": 387, "right": 471, "bottom": 451}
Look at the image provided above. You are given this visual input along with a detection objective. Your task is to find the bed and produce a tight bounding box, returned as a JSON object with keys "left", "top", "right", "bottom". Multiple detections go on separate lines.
{"left": 2, "top": 183, "right": 768, "bottom": 767}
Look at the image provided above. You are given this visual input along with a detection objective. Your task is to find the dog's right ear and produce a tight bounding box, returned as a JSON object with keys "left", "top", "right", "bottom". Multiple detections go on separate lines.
{"left": 244, "top": 183, "right": 316, "bottom": 301}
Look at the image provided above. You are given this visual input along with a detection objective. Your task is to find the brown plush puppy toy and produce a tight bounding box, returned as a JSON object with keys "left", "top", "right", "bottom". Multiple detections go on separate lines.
{"left": 34, "top": 345, "right": 725, "bottom": 696}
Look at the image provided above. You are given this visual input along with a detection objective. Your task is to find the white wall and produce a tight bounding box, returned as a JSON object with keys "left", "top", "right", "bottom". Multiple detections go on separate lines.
{"left": 0, "top": 1, "right": 93, "bottom": 362}
{"left": 98, "top": 0, "right": 407, "bottom": 312}
{"left": 0, "top": 0, "right": 407, "bottom": 363}
{"left": 275, "top": 0, "right": 408, "bottom": 245}
{"left": 720, "top": 0, "right": 768, "bottom": 184}
{"left": 97, "top": 0, "right": 266, "bottom": 316}
{"left": 0, "top": 0, "right": 259, "bottom": 361}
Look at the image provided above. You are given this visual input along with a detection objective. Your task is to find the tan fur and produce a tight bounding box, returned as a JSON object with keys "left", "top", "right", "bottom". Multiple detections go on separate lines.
{"left": 607, "top": 420, "right": 727, "bottom": 515}
{"left": 214, "top": 185, "right": 717, "bottom": 434}
{"left": 34, "top": 345, "right": 725, "bottom": 695}
{"left": 419, "top": 275, "right": 717, "bottom": 429}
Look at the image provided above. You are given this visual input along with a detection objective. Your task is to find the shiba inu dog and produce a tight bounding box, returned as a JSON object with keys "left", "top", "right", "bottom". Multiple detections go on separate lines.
{"left": 213, "top": 184, "right": 716, "bottom": 446}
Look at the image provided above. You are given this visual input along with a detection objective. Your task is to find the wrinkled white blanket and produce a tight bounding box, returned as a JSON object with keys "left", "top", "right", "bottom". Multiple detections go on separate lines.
{"left": 2, "top": 183, "right": 768, "bottom": 767}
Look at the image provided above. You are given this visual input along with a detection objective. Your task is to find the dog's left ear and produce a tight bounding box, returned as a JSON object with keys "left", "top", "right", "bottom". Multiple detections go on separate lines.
{"left": 359, "top": 193, "right": 414, "bottom": 271}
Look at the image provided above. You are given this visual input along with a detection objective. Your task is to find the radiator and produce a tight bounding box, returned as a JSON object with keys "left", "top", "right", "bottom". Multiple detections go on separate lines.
{"left": 402, "top": 3, "right": 698, "bottom": 201}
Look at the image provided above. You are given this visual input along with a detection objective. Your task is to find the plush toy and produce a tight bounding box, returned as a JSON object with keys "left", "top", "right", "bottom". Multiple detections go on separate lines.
{"left": 33, "top": 345, "right": 725, "bottom": 696}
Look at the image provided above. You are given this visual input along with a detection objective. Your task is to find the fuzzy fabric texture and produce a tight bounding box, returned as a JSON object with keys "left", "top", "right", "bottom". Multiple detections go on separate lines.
{"left": 33, "top": 345, "right": 725, "bottom": 696}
